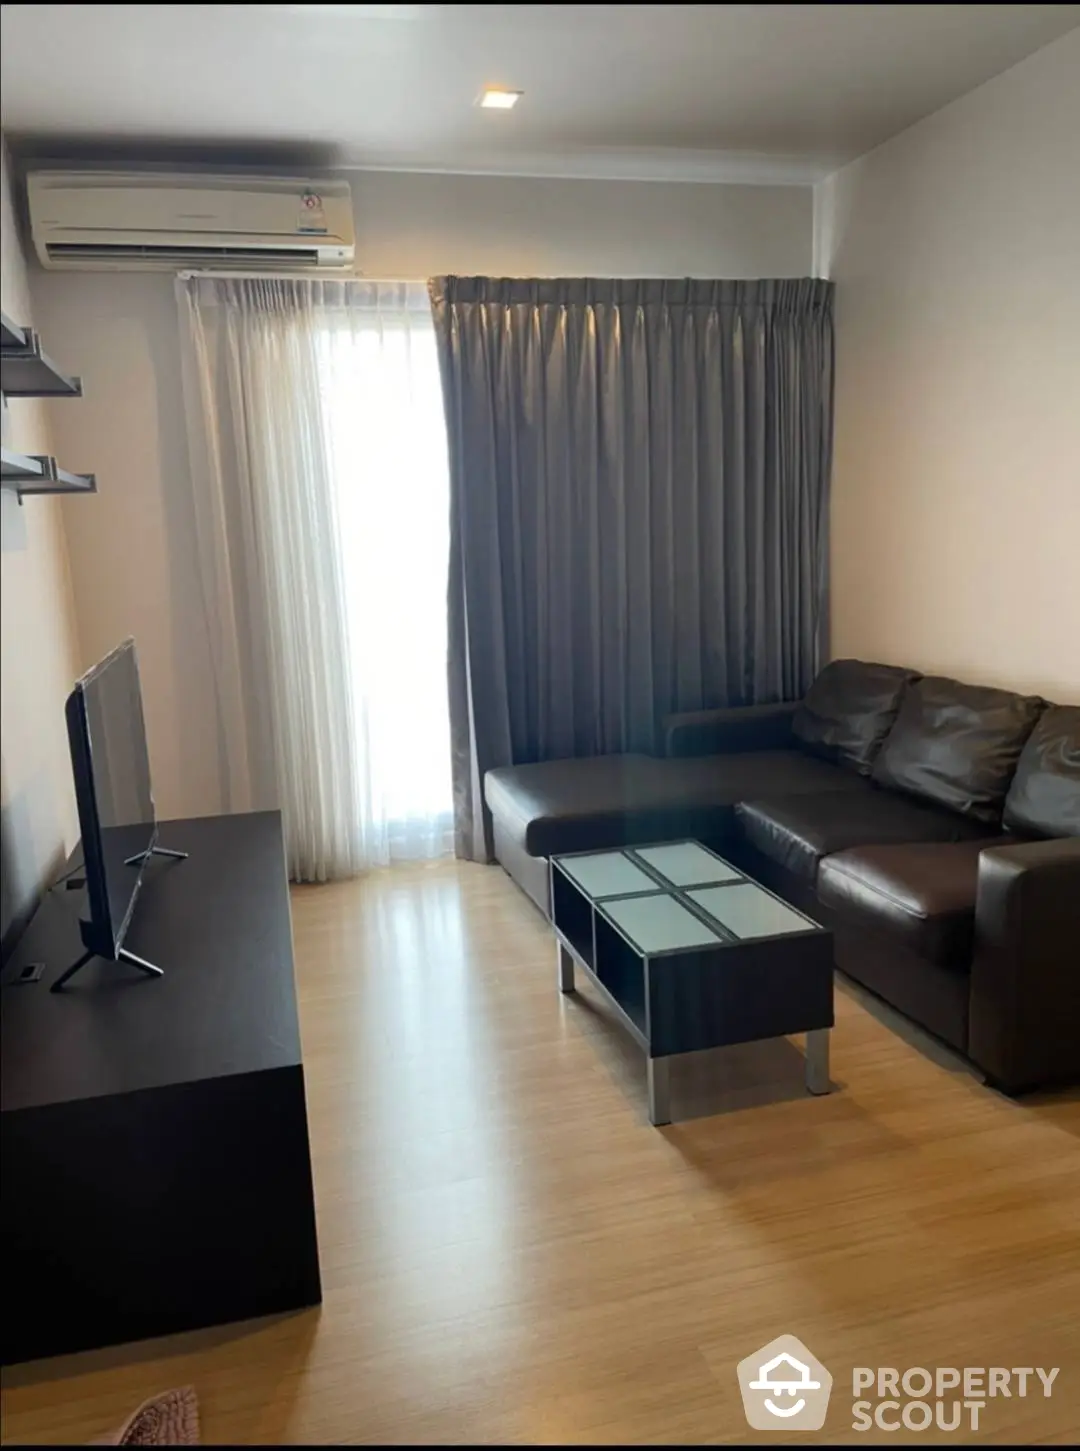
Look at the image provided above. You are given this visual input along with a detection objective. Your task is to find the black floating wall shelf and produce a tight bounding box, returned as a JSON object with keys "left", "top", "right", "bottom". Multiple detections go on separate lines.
{"left": 1, "top": 448, "right": 96, "bottom": 504}
{"left": 0, "top": 314, "right": 82, "bottom": 398}
{"left": 1, "top": 311, "right": 27, "bottom": 350}
{"left": 1, "top": 309, "right": 93, "bottom": 501}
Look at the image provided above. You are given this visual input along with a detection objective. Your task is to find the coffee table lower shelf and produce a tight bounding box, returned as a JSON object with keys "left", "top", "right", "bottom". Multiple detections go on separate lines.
{"left": 556, "top": 937, "right": 830, "bottom": 1125}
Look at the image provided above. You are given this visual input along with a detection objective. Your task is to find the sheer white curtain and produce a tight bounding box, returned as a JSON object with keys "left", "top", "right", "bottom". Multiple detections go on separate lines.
{"left": 319, "top": 287, "right": 453, "bottom": 861}
{"left": 178, "top": 275, "right": 452, "bottom": 880}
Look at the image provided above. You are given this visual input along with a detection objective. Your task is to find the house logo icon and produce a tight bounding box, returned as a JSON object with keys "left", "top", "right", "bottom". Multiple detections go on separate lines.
{"left": 737, "top": 1334, "right": 833, "bottom": 1430}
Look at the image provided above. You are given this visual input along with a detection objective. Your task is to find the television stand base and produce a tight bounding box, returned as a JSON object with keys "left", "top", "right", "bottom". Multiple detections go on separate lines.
{"left": 51, "top": 944, "right": 165, "bottom": 994}
{"left": 51, "top": 843, "right": 188, "bottom": 992}
{"left": 123, "top": 843, "right": 190, "bottom": 866}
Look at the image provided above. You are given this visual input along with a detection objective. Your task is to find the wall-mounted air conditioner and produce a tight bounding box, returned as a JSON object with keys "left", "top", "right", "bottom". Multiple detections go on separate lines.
{"left": 27, "top": 170, "right": 355, "bottom": 272}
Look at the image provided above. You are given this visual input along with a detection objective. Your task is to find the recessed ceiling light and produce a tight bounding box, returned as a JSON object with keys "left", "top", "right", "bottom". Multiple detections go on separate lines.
{"left": 478, "top": 88, "right": 522, "bottom": 110}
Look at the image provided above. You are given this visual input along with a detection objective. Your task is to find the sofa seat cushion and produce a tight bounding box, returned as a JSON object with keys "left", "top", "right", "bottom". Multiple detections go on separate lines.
{"left": 1003, "top": 704, "right": 1080, "bottom": 838}
{"left": 485, "top": 750, "right": 868, "bottom": 859}
{"left": 792, "top": 659, "right": 916, "bottom": 774}
{"left": 819, "top": 839, "right": 1013, "bottom": 967}
{"left": 872, "top": 675, "right": 1045, "bottom": 823}
{"left": 734, "top": 788, "right": 989, "bottom": 883}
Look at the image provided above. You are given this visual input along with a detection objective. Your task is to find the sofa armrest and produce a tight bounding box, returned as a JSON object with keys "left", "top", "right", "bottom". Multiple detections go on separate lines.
{"left": 662, "top": 701, "right": 799, "bottom": 758}
{"left": 968, "top": 837, "right": 1080, "bottom": 1094}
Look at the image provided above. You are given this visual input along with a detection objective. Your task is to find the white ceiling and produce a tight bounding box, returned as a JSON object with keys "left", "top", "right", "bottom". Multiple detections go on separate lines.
{"left": 1, "top": 4, "right": 1078, "bottom": 184}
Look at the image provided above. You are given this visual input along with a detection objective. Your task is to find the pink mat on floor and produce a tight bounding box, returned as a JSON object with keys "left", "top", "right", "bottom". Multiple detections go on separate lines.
{"left": 92, "top": 1388, "right": 200, "bottom": 1446}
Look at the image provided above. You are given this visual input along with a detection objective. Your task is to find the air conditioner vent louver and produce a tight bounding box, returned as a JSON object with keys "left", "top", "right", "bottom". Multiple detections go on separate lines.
{"left": 28, "top": 170, "right": 355, "bottom": 273}
{"left": 45, "top": 244, "right": 324, "bottom": 266}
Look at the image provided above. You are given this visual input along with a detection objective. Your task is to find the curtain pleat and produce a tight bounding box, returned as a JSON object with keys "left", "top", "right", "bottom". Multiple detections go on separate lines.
{"left": 430, "top": 276, "right": 835, "bottom": 862}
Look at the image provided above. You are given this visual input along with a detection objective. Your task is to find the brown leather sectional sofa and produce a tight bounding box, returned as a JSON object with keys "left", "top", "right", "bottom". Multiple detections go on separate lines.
{"left": 485, "top": 661, "right": 1080, "bottom": 1093}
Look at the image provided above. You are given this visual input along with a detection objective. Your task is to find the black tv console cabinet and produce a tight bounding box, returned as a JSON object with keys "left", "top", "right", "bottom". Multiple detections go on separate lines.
{"left": 0, "top": 811, "right": 321, "bottom": 1365}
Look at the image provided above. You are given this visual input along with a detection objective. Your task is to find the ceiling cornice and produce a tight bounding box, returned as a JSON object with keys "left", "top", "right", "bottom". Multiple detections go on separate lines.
{"left": 333, "top": 146, "right": 834, "bottom": 187}
{"left": 5, "top": 134, "right": 833, "bottom": 189}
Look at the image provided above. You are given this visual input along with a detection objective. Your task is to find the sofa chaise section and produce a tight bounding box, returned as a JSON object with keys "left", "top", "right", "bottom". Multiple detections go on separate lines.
{"left": 486, "top": 741, "right": 866, "bottom": 912}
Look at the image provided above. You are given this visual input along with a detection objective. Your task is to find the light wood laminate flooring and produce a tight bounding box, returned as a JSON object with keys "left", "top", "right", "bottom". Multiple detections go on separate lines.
{"left": 2, "top": 860, "right": 1078, "bottom": 1444}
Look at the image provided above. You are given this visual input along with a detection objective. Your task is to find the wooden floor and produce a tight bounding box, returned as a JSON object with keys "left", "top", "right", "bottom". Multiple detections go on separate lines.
{"left": 2, "top": 859, "right": 1078, "bottom": 1445}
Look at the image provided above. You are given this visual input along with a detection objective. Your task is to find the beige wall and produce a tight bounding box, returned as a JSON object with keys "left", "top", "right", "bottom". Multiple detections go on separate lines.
{"left": 817, "top": 29, "right": 1080, "bottom": 702}
{"left": 349, "top": 171, "right": 810, "bottom": 279}
{"left": 31, "top": 272, "right": 224, "bottom": 820}
{"left": 31, "top": 172, "right": 812, "bottom": 817}
{"left": 0, "top": 137, "right": 80, "bottom": 942}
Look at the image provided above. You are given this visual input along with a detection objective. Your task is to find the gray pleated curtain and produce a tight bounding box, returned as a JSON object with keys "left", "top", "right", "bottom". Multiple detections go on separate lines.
{"left": 429, "top": 276, "right": 834, "bottom": 861}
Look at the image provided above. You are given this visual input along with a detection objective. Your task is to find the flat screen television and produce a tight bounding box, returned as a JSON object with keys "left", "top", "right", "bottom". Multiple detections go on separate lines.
{"left": 58, "top": 639, "right": 184, "bottom": 991}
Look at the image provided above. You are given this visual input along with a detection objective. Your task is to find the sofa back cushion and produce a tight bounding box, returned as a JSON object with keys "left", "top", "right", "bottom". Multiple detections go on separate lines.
{"left": 792, "top": 660, "right": 915, "bottom": 775}
{"left": 872, "top": 676, "right": 1044, "bottom": 823}
{"left": 1003, "top": 705, "right": 1080, "bottom": 838}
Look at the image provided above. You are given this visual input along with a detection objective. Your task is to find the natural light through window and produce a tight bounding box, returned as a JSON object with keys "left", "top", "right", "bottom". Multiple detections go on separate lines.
{"left": 317, "top": 292, "right": 453, "bottom": 862}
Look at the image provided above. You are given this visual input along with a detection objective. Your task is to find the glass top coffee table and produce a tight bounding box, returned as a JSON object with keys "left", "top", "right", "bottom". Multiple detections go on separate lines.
{"left": 550, "top": 840, "right": 833, "bottom": 1125}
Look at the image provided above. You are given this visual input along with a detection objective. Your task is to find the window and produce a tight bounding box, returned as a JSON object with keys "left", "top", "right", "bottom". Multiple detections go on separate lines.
{"left": 317, "top": 294, "right": 453, "bottom": 862}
